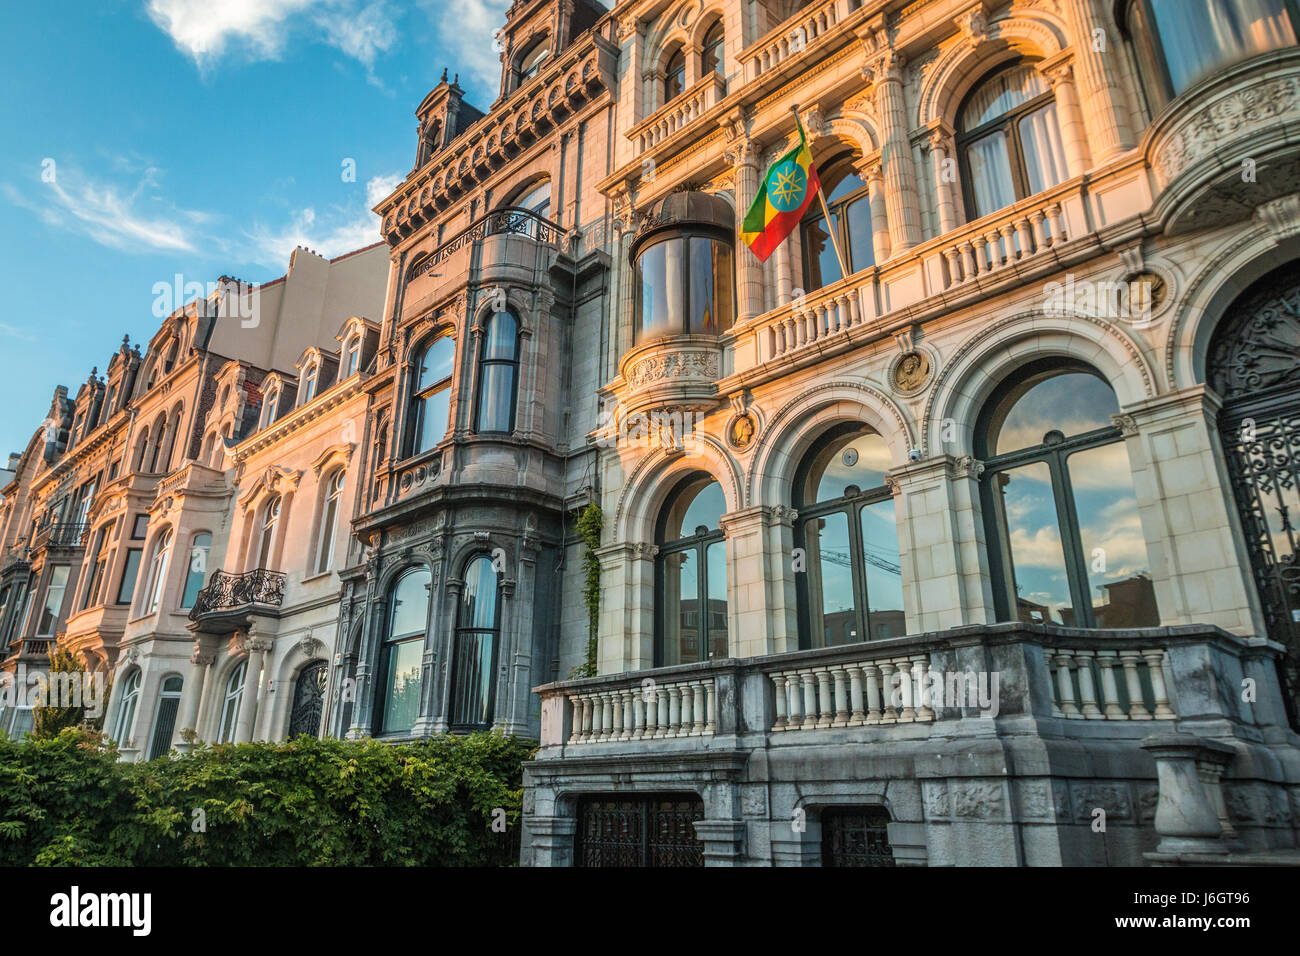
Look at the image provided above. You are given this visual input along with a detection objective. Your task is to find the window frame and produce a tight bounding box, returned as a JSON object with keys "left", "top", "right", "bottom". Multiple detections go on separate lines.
{"left": 147, "top": 675, "right": 183, "bottom": 760}
{"left": 474, "top": 310, "right": 521, "bottom": 435}
{"left": 256, "top": 496, "right": 281, "bottom": 570}
{"left": 218, "top": 661, "right": 246, "bottom": 743}
{"left": 801, "top": 159, "right": 874, "bottom": 290}
{"left": 632, "top": 228, "right": 737, "bottom": 345}
{"left": 449, "top": 554, "right": 503, "bottom": 731}
{"left": 701, "top": 19, "right": 725, "bottom": 78}
{"left": 113, "top": 669, "right": 142, "bottom": 744}
{"left": 316, "top": 471, "right": 344, "bottom": 574}
{"left": 374, "top": 566, "right": 431, "bottom": 736}
{"left": 407, "top": 334, "right": 456, "bottom": 458}
{"left": 145, "top": 528, "right": 173, "bottom": 615}
{"left": 663, "top": 45, "right": 687, "bottom": 103}
{"left": 654, "top": 472, "right": 729, "bottom": 667}
{"left": 180, "top": 531, "right": 212, "bottom": 609}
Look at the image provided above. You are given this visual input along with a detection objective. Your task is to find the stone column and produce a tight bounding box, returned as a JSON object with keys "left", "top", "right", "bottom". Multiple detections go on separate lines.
{"left": 724, "top": 121, "right": 763, "bottom": 324}
{"left": 176, "top": 647, "right": 214, "bottom": 750}
{"left": 233, "top": 635, "right": 271, "bottom": 744}
{"left": 1041, "top": 57, "right": 1090, "bottom": 178}
{"left": 719, "top": 506, "right": 796, "bottom": 658}
{"left": 1060, "top": 0, "right": 1133, "bottom": 163}
{"left": 869, "top": 48, "right": 922, "bottom": 254}
{"left": 862, "top": 160, "right": 891, "bottom": 264}
{"left": 926, "top": 125, "right": 959, "bottom": 235}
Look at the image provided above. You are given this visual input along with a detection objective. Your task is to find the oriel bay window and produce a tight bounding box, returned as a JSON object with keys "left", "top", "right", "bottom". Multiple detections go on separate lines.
{"left": 474, "top": 310, "right": 520, "bottom": 434}
{"left": 657, "top": 473, "right": 728, "bottom": 666}
{"left": 408, "top": 335, "right": 455, "bottom": 456}
{"left": 979, "top": 359, "right": 1160, "bottom": 628}
{"left": 958, "top": 61, "right": 1069, "bottom": 220}
{"left": 802, "top": 161, "right": 874, "bottom": 291}
{"left": 376, "top": 567, "right": 430, "bottom": 735}
{"left": 450, "top": 555, "right": 502, "bottom": 730}
{"left": 794, "top": 425, "right": 905, "bottom": 648}
{"left": 1124, "top": 0, "right": 1298, "bottom": 112}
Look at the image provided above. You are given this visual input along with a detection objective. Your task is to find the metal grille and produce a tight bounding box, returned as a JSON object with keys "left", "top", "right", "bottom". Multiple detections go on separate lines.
{"left": 577, "top": 795, "right": 704, "bottom": 868}
{"left": 288, "top": 660, "right": 328, "bottom": 738}
{"left": 821, "top": 807, "right": 896, "bottom": 867}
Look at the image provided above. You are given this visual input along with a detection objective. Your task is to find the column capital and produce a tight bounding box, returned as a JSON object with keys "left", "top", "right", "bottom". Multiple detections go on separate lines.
{"left": 190, "top": 651, "right": 216, "bottom": 667}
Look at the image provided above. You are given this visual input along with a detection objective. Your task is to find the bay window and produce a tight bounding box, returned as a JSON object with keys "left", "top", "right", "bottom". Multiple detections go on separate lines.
{"left": 377, "top": 567, "right": 430, "bottom": 735}
{"left": 474, "top": 310, "right": 519, "bottom": 434}
{"left": 408, "top": 336, "right": 455, "bottom": 456}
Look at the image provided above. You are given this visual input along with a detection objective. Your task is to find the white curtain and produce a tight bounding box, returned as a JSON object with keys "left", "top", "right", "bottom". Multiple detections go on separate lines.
{"left": 1019, "top": 102, "right": 1069, "bottom": 195}
{"left": 965, "top": 131, "right": 1016, "bottom": 219}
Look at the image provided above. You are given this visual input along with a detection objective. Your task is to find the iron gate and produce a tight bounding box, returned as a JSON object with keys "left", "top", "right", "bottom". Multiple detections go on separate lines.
{"left": 576, "top": 794, "right": 705, "bottom": 867}
{"left": 821, "top": 807, "right": 896, "bottom": 866}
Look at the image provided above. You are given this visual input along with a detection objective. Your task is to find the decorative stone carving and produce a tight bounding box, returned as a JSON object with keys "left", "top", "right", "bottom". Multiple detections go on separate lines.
{"left": 891, "top": 351, "right": 932, "bottom": 393}
{"left": 624, "top": 349, "right": 719, "bottom": 388}
{"left": 1255, "top": 191, "right": 1300, "bottom": 243}
{"left": 727, "top": 413, "right": 757, "bottom": 450}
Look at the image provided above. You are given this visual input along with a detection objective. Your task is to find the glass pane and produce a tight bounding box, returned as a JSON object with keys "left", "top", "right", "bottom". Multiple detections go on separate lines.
{"left": 483, "top": 312, "right": 518, "bottom": 360}
{"left": 803, "top": 429, "right": 892, "bottom": 504}
{"left": 476, "top": 362, "right": 515, "bottom": 432}
{"left": 1151, "top": 0, "right": 1295, "bottom": 95}
{"left": 117, "top": 549, "right": 142, "bottom": 604}
{"left": 961, "top": 63, "right": 1049, "bottom": 129}
{"left": 381, "top": 639, "right": 423, "bottom": 733}
{"left": 418, "top": 337, "right": 455, "bottom": 390}
{"left": 994, "top": 462, "right": 1073, "bottom": 624}
{"left": 706, "top": 540, "right": 728, "bottom": 659}
{"left": 844, "top": 195, "right": 874, "bottom": 273}
{"left": 965, "top": 131, "right": 1016, "bottom": 218}
{"left": 637, "top": 239, "right": 685, "bottom": 343}
{"left": 451, "top": 630, "right": 495, "bottom": 726}
{"left": 990, "top": 371, "right": 1120, "bottom": 455}
{"left": 805, "top": 512, "right": 857, "bottom": 647}
{"left": 1018, "top": 101, "right": 1068, "bottom": 194}
{"left": 1068, "top": 442, "right": 1160, "bottom": 627}
{"left": 861, "top": 498, "right": 905, "bottom": 640}
{"left": 38, "top": 566, "right": 69, "bottom": 634}
{"left": 711, "top": 241, "right": 734, "bottom": 333}
{"left": 182, "top": 533, "right": 211, "bottom": 608}
{"left": 803, "top": 214, "right": 841, "bottom": 290}
{"left": 389, "top": 569, "right": 431, "bottom": 639}
{"left": 418, "top": 389, "right": 450, "bottom": 451}
{"left": 668, "top": 479, "right": 725, "bottom": 539}
{"left": 662, "top": 549, "right": 698, "bottom": 665}
{"left": 461, "top": 556, "right": 499, "bottom": 629}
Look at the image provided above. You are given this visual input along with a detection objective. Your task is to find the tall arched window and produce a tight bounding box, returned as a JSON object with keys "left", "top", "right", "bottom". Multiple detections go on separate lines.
{"left": 1124, "top": 0, "right": 1297, "bottom": 112}
{"left": 377, "top": 567, "right": 430, "bottom": 735}
{"left": 145, "top": 528, "right": 172, "bottom": 614}
{"left": 664, "top": 46, "right": 686, "bottom": 102}
{"left": 181, "top": 532, "right": 211, "bottom": 609}
{"left": 450, "top": 555, "right": 502, "bottom": 729}
{"left": 957, "top": 61, "right": 1068, "bottom": 220}
{"left": 147, "top": 416, "right": 167, "bottom": 473}
{"left": 147, "top": 675, "right": 183, "bottom": 760}
{"left": 113, "top": 670, "right": 141, "bottom": 744}
{"left": 794, "top": 426, "right": 904, "bottom": 647}
{"left": 301, "top": 361, "right": 319, "bottom": 405}
{"left": 656, "top": 474, "right": 728, "bottom": 666}
{"left": 316, "top": 471, "right": 344, "bottom": 573}
{"left": 978, "top": 359, "right": 1159, "bottom": 627}
{"left": 701, "top": 20, "right": 725, "bottom": 77}
{"left": 517, "top": 36, "right": 551, "bottom": 85}
{"left": 802, "top": 161, "right": 874, "bottom": 290}
{"left": 343, "top": 335, "right": 362, "bottom": 377}
{"left": 218, "top": 661, "right": 246, "bottom": 743}
{"left": 256, "top": 496, "right": 280, "bottom": 569}
{"left": 475, "top": 311, "right": 519, "bottom": 434}
{"left": 409, "top": 336, "right": 455, "bottom": 456}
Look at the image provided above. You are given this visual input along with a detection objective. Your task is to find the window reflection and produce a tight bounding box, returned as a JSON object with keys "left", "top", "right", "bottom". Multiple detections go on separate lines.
{"left": 802, "top": 166, "right": 874, "bottom": 291}
{"left": 657, "top": 475, "right": 728, "bottom": 665}
{"left": 635, "top": 235, "right": 734, "bottom": 344}
{"left": 379, "top": 568, "right": 430, "bottom": 734}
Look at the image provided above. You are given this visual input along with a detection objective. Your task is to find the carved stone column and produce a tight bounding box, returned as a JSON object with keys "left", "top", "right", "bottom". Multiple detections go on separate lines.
{"left": 233, "top": 634, "right": 272, "bottom": 744}
{"left": 724, "top": 112, "right": 762, "bottom": 324}
{"left": 925, "top": 124, "right": 959, "bottom": 235}
{"left": 1041, "top": 56, "right": 1090, "bottom": 178}
{"left": 176, "top": 646, "right": 214, "bottom": 750}
{"left": 1060, "top": 0, "right": 1133, "bottom": 163}
{"left": 866, "top": 45, "right": 922, "bottom": 253}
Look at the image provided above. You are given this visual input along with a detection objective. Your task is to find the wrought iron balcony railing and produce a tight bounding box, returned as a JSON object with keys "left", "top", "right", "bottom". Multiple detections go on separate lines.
{"left": 189, "top": 568, "right": 287, "bottom": 622}
{"left": 32, "top": 522, "right": 89, "bottom": 550}
{"left": 409, "top": 206, "right": 563, "bottom": 279}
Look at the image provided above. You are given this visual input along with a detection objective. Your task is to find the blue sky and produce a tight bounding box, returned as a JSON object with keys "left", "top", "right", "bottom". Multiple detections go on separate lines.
{"left": 0, "top": 0, "right": 511, "bottom": 457}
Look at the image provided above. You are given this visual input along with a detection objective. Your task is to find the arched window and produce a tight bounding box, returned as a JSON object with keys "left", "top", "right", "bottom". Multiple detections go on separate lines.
{"left": 256, "top": 496, "right": 281, "bottom": 569}
{"left": 450, "top": 555, "right": 502, "bottom": 729}
{"left": 701, "top": 19, "right": 725, "bottom": 77}
{"left": 147, "top": 675, "right": 183, "bottom": 760}
{"left": 794, "top": 426, "right": 904, "bottom": 647}
{"left": 261, "top": 388, "right": 279, "bottom": 429}
{"left": 218, "top": 661, "right": 246, "bottom": 743}
{"left": 163, "top": 340, "right": 178, "bottom": 374}
{"left": 343, "top": 335, "right": 362, "bottom": 377}
{"left": 517, "top": 36, "right": 551, "bottom": 84}
{"left": 656, "top": 474, "right": 728, "bottom": 666}
{"left": 300, "top": 361, "right": 319, "bottom": 405}
{"left": 113, "top": 670, "right": 142, "bottom": 743}
{"left": 1124, "top": 0, "right": 1297, "bottom": 112}
{"left": 802, "top": 160, "right": 874, "bottom": 290}
{"left": 513, "top": 180, "right": 551, "bottom": 218}
{"left": 145, "top": 528, "right": 172, "bottom": 614}
{"left": 957, "top": 61, "right": 1068, "bottom": 220}
{"left": 147, "top": 416, "right": 167, "bottom": 473}
{"left": 377, "top": 567, "right": 430, "bottom": 735}
{"left": 316, "top": 471, "right": 344, "bottom": 573}
{"left": 664, "top": 46, "right": 686, "bottom": 102}
{"left": 978, "top": 359, "right": 1159, "bottom": 628}
{"left": 475, "top": 311, "right": 519, "bottom": 434}
{"left": 408, "top": 336, "right": 455, "bottom": 456}
{"left": 181, "top": 532, "right": 211, "bottom": 609}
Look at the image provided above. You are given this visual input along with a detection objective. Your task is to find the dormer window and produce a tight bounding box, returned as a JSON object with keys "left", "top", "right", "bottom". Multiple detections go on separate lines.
{"left": 344, "top": 336, "right": 362, "bottom": 377}
{"left": 301, "top": 361, "right": 319, "bottom": 405}
{"left": 163, "top": 340, "right": 178, "bottom": 374}
{"left": 261, "top": 388, "right": 279, "bottom": 429}
{"left": 518, "top": 38, "right": 550, "bottom": 85}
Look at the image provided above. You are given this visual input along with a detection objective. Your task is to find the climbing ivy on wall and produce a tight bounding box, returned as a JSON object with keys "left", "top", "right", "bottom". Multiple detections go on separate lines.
{"left": 571, "top": 503, "right": 603, "bottom": 679}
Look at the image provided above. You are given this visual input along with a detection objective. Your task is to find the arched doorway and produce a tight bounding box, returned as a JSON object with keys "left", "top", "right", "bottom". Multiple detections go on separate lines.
{"left": 288, "top": 660, "right": 328, "bottom": 738}
{"left": 1207, "top": 262, "right": 1300, "bottom": 720}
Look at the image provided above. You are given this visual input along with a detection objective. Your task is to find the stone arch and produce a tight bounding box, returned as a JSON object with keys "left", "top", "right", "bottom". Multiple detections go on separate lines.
{"left": 612, "top": 433, "right": 744, "bottom": 544}
{"left": 688, "top": 5, "right": 727, "bottom": 51}
{"left": 1165, "top": 227, "right": 1300, "bottom": 393}
{"left": 749, "top": 380, "right": 916, "bottom": 508}
{"left": 923, "top": 310, "right": 1158, "bottom": 457}
{"left": 915, "top": 14, "right": 1068, "bottom": 131}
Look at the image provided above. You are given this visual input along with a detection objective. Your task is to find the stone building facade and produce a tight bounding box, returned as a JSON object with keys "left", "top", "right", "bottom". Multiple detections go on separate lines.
{"left": 2, "top": 0, "right": 1299, "bottom": 867}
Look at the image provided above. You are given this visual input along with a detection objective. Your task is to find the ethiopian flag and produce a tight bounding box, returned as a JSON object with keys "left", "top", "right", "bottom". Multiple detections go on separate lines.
{"left": 740, "top": 118, "right": 821, "bottom": 262}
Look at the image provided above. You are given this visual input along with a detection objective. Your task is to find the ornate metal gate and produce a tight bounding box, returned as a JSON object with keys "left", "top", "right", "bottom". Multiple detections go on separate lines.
{"left": 576, "top": 795, "right": 704, "bottom": 867}
{"left": 1209, "top": 262, "right": 1300, "bottom": 721}
{"left": 288, "top": 660, "right": 328, "bottom": 738}
{"left": 821, "top": 807, "right": 896, "bottom": 866}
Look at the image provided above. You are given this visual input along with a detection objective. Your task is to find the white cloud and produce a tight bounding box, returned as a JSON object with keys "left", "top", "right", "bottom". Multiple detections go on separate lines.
{"left": 146, "top": 0, "right": 398, "bottom": 74}
{"left": 242, "top": 172, "right": 401, "bottom": 268}
{"left": 419, "top": 0, "right": 510, "bottom": 93}
{"left": 3, "top": 164, "right": 205, "bottom": 254}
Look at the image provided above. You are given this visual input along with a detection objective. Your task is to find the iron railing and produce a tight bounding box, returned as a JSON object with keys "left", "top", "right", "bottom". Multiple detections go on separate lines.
{"left": 410, "top": 206, "right": 562, "bottom": 279}
{"left": 32, "top": 522, "right": 88, "bottom": 550}
{"left": 189, "top": 568, "right": 287, "bottom": 621}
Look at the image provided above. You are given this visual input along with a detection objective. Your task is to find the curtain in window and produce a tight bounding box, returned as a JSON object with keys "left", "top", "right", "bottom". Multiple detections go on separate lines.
{"left": 1018, "top": 102, "right": 1068, "bottom": 195}
{"left": 965, "top": 132, "right": 1016, "bottom": 219}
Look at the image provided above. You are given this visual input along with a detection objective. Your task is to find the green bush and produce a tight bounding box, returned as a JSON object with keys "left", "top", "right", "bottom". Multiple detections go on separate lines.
{"left": 0, "top": 727, "right": 533, "bottom": 866}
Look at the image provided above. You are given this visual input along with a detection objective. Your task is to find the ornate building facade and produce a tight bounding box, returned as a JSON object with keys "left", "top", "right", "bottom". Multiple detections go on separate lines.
{"left": 2, "top": 0, "right": 1299, "bottom": 867}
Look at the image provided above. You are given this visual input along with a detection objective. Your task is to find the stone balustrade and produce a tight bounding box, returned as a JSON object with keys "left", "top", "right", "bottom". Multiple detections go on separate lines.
{"left": 566, "top": 676, "right": 716, "bottom": 744}
{"left": 631, "top": 74, "right": 727, "bottom": 152}
{"left": 766, "top": 650, "right": 937, "bottom": 731}
{"left": 1046, "top": 645, "right": 1176, "bottom": 721}
{"left": 740, "top": 0, "right": 857, "bottom": 83}
{"left": 937, "top": 199, "right": 1068, "bottom": 290}
{"left": 757, "top": 280, "right": 866, "bottom": 362}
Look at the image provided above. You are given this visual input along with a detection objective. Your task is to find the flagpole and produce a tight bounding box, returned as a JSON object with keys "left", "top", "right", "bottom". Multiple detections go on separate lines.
{"left": 792, "top": 104, "right": 849, "bottom": 280}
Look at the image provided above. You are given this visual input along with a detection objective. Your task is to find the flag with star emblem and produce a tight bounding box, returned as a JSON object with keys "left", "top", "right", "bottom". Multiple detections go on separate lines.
{"left": 740, "top": 116, "right": 821, "bottom": 262}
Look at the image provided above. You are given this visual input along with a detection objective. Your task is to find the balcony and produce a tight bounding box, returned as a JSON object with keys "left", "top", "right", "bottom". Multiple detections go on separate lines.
{"left": 739, "top": 0, "right": 861, "bottom": 84}
{"left": 31, "top": 522, "right": 89, "bottom": 552}
{"left": 628, "top": 73, "right": 727, "bottom": 153}
{"left": 188, "top": 568, "right": 287, "bottom": 634}
{"left": 1147, "top": 47, "right": 1300, "bottom": 235}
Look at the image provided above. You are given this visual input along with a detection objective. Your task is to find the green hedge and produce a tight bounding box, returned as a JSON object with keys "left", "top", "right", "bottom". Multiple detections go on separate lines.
{"left": 0, "top": 727, "right": 533, "bottom": 866}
